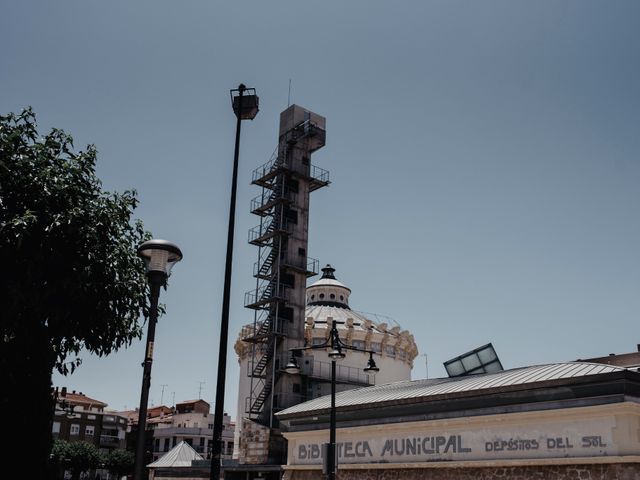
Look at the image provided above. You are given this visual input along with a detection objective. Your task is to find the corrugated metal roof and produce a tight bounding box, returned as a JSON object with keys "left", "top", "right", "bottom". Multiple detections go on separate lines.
{"left": 147, "top": 441, "right": 204, "bottom": 468}
{"left": 277, "top": 362, "right": 626, "bottom": 417}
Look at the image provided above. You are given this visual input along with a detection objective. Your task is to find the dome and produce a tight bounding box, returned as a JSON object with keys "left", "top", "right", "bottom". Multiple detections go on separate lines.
{"left": 236, "top": 264, "right": 418, "bottom": 371}
{"left": 306, "top": 264, "right": 352, "bottom": 308}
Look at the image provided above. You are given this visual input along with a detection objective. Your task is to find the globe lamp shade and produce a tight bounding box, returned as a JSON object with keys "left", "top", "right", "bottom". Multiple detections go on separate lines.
{"left": 137, "top": 239, "right": 183, "bottom": 276}
{"left": 328, "top": 348, "right": 346, "bottom": 360}
{"left": 285, "top": 355, "right": 301, "bottom": 375}
{"left": 364, "top": 353, "right": 380, "bottom": 373}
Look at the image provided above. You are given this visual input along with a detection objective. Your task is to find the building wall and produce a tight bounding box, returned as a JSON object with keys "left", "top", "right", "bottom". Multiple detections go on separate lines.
{"left": 283, "top": 463, "right": 640, "bottom": 480}
{"left": 282, "top": 403, "right": 640, "bottom": 480}
{"left": 234, "top": 314, "right": 416, "bottom": 458}
{"left": 53, "top": 409, "right": 128, "bottom": 452}
{"left": 152, "top": 412, "right": 234, "bottom": 461}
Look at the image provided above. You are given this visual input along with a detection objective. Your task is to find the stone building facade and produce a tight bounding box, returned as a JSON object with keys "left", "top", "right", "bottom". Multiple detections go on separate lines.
{"left": 277, "top": 363, "right": 640, "bottom": 480}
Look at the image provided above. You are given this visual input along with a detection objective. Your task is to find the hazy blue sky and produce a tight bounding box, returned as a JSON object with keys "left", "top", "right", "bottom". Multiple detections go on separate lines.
{"left": 3, "top": 1, "right": 639, "bottom": 417}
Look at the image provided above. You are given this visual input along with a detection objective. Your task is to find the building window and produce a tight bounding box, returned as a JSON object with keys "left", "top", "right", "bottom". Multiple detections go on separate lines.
{"left": 70, "top": 424, "right": 80, "bottom": 436}
{"left": 352, "top": 340, "right": 365, "bottom": 350}
{"left": 85, "top": 426, "right": 94, "bottom": 437}
{"left": 52, "top": 422, "right": 61, "bottom": 434}
{"left": 164, "top": 438, "right": 170, "bottom": 452}
{"left": 385, "top": 345, "right": 396, "bottom": 358}
{"left": 371, "top": 343, "right": 381, "bottom": 353}
{"left": 208, "top": 424, "right": 213, "bottom": 430}
{"left": 312, "top": 337, "right": 325, "bottom": 345}
{"left": 226, "top": 442, "right": 234, "bottom": 455}
{"left": 87, "top": 415, "right": 96, "bottom": 420}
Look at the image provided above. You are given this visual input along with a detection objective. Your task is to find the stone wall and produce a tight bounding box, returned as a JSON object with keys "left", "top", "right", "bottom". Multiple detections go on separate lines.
{"left": 283, "top": 464, "right": 640, "bottom": 480}
{"left": 238, "top": 418, "right": 270, "bottom": 464}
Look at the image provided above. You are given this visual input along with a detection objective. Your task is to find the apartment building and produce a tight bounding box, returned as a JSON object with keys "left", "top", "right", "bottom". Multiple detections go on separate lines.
{"left": 52, "top": 387, "right": 128, "bottom": 454}
{"left": 149, "top": 399, "right": 235, "bottom": 462}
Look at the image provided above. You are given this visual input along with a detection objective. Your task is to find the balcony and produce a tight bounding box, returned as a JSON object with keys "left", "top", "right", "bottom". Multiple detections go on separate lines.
{"left": 251, "top": 151, "right": 329, "bottom": 192}
{"left": 100, "top": 434, "right": 124, "bottom": 447}
{"left": 244, "top": 282, "right": 290, "bottom": 309}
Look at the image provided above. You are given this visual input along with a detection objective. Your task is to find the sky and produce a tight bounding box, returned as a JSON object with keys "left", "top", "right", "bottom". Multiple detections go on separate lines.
{"left": 2, "top": 1, "right": 640, "bottom": 418}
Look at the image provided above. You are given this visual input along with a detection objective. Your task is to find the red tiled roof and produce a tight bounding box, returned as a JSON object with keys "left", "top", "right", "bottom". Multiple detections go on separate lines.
{"left": 55, "top": 389, "right": 108, "bottom": 407}
{"left": 176, "top": 399, "right": 209, "bottom": 406}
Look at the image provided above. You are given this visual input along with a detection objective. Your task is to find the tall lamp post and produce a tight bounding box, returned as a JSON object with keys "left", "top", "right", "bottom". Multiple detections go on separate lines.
{"left": 134, "top": 239, "right": 183, "bottom": 480}
{"left": 285, "top": 320, "right": 380, "bottom": 480}
{"left": 210, "top": 84, "right": 259, "bottom": 480}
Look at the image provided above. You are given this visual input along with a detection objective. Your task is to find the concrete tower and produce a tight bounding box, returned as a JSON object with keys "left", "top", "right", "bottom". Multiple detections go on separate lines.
{"left": 241, "top": 105, "right": 329, "bottom": 462}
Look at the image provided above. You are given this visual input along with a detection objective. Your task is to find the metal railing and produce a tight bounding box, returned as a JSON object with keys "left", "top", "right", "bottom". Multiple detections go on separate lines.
{"left": 250, "top": 186, "right": 292, "bottom": 213}
{"left": 310, "top": 164, "right": 330, "bottom": 185}
{"left": 244, "top": 282, "right": 290, "bottom": 308}
{"left": 252, "top": 151, "right": 329, "bottom": 187}
{"left": 248, "top": 217, "right": 291, "bottom": 244}
{"left": 305, "top": 358, "right": 374, "bottom": 385}
{"left": 99, "top": 434, "right": 123, "bottom": 447}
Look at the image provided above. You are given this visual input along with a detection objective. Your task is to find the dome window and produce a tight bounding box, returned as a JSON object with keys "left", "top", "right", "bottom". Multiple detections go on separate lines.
{"left": 330, "top": 294, "right": 335, "bottom": 300}
{"left": 319, "top": 293, "right": 325, "bottom": 299}
{"left": 340, "top": 296, "right": 344, "bottom": 301}
{"left": 311, "top": 295, "right": 315, "bottom": 300}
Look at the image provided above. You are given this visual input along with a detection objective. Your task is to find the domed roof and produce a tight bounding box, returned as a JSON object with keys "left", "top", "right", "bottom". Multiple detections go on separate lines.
{"left": 307, "top": 265, "right": 351, "bottom": 308}
{"left": 236, "top": 264, "right": 418, "bottom": 366}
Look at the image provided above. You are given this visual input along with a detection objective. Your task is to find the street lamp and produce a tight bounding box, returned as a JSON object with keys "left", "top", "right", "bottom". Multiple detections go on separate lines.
{"left": 285, "top": 320, "right": 380, "bottom": 480}
{"left": 210, "top": 84, "right": 259, "bottom": 480}
{"left": 134, "top": 239, "right": 183, "bottom": 480}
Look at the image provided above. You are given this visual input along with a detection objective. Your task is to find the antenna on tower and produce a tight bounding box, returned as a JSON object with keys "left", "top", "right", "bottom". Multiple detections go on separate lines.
{"left": 419, "top": 353, "right": 428, "bottom": 379}
{"left": 198, "top": 381, "right": 206, "bottom": 400}
{"left": 160, "top": 384, "right": 168, "bottom": 406}
{"left": 287, "top": 79, "right": 292, "bottom": 107}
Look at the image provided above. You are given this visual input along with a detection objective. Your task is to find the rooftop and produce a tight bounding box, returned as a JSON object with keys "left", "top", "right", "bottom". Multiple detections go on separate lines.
{"left": 147, "top": 441, "right": 203, "bottom": 468}
{"left": 277, "top": 361, "right": 629, "bottom": 418}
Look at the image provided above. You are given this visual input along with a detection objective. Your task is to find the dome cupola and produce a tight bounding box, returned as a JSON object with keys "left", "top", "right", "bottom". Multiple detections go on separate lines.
{"left": 306, "top": 264, "right": 351, "bottom": 308}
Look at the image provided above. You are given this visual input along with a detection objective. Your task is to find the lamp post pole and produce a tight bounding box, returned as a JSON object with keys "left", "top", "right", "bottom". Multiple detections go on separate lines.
{"left": 210, "top": 85, "right": 259, "bottom": 480}
{"left": 285, "top": 320, "right": 380, "bottom": 480}
{"left": 133, "top": 239, "right": 183, "bottom": 480}
{"left": 329, "top": 359, "right": 337, "bottom": 480}
{"left": 134, "top": 271, "right": 162, "bottom": 480}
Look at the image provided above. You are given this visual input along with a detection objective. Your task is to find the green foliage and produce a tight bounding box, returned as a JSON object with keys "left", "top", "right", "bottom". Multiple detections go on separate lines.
{"left": 0, "top": 108, "right": 151, "bottom": 374}
{"left": 51, "top": 439, "right": 101, "bottom": 478}
{"left": 103, "top": 448, "right": 135, "bottom": 476}
{"left": 0, "top": 108, "right": 152, "bottom": 476}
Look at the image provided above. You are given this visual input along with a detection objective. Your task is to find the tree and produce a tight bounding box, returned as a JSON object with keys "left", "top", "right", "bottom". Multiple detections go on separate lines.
{"left": 51, "top": 439, "right": 102, "bottom": 480}
{"left": 104, "top": 448, "right": 135, "bottom": 479}
{"left": 0, "top": 109, "right": 151, "bottom": 476}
